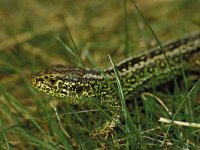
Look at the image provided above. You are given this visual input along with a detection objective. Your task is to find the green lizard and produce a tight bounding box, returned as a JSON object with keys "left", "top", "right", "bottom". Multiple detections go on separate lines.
{"left": 31, "top": 32, "right": 200, "bottom": 137}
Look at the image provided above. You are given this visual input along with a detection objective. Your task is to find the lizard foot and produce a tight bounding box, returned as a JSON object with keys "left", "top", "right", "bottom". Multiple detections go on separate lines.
{"left": 91, "top": 115, "right": 120, "bottom": 139}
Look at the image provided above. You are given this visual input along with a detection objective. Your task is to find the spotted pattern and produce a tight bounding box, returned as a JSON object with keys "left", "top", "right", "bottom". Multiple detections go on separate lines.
{"left": 31, "top": 32, "right": 200, "bottom": 107}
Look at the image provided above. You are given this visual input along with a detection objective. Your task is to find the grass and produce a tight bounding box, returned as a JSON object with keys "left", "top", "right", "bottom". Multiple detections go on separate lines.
{"left": 0, "top": 0, "right": 200, "bottom": 149}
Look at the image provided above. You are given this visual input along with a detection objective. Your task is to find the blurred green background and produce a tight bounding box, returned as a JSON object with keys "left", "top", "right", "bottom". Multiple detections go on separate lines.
{"left": 0, "top": 0, "right": 199, "bottom": 149}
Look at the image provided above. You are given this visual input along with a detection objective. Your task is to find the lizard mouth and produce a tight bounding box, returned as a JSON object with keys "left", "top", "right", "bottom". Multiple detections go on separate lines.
{"left": 30, "top": 76, "right": 37, "bottom": 88}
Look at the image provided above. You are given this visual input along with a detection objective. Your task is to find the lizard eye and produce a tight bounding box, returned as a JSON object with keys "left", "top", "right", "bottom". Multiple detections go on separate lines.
{"left": 76, "top": 86, "right": 82, "bottom": 93}
{"left": 49, "top": 78, "right": 56, "bottom": 84}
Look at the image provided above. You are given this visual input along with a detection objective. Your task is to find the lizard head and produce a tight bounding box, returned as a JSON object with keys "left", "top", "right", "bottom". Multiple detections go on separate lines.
{"left": 31, "top": 64, "right": 101, "bottom": 105}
